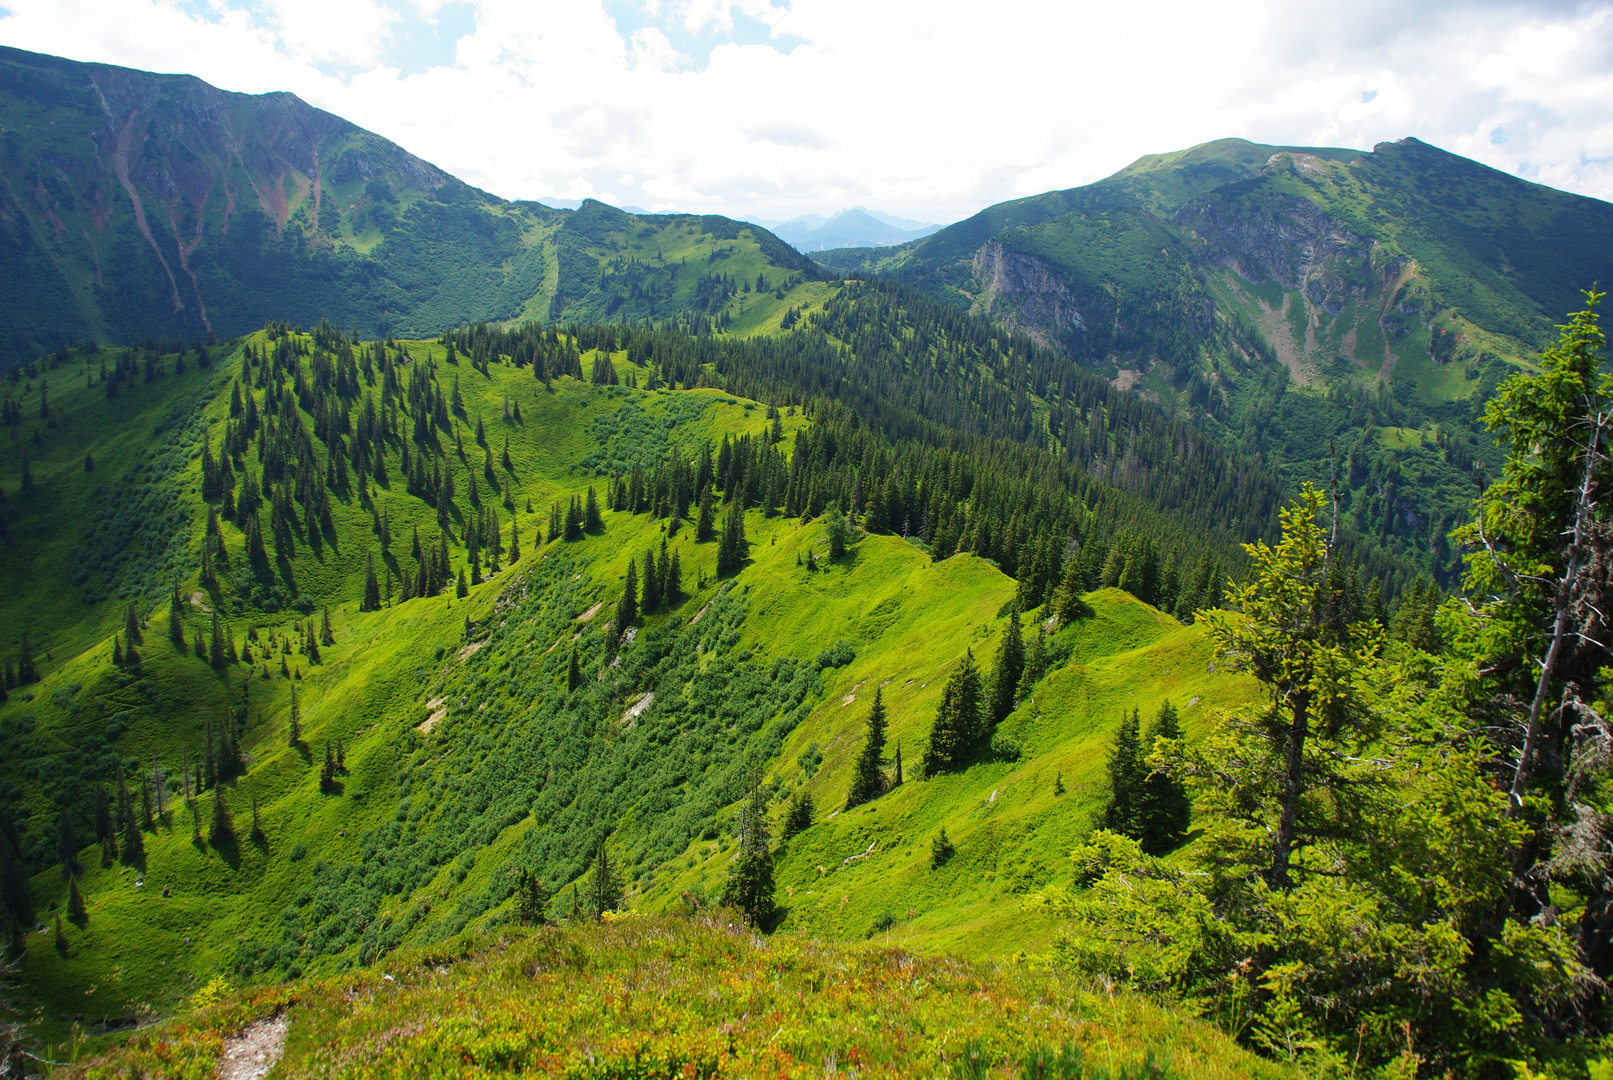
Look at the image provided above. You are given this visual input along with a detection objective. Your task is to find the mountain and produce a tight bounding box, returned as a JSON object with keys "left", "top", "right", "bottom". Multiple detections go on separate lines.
{"left": 761, "top": 207, "right": 943, "bottom": 252}
{"left": 818, "top": 137, "right": 1613, "bottom": 583}
{"left": 0, "top": 47, "right": 814, "bottom": 365}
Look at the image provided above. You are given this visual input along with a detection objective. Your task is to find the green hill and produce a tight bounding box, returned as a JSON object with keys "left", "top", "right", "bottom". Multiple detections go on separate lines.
{"left": 0, "top": 47, "right": 815, "bottom": 364}
{"left": 818, "top": 137, "right": 1613, "bottom": 584}
{"left": 0, "top": 292, "right": 1278, "bottom": 1062}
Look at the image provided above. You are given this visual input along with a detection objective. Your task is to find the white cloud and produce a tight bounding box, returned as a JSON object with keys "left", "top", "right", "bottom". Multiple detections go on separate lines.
{"left": 0, "top": 0, "right": 1609, "bottom": 224}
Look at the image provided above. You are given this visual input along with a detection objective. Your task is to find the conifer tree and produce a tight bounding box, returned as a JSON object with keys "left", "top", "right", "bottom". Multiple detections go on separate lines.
{"left": 118, "top": 773, "right": 144, "bottom": 865}
{"left": 892, "top": 740, "right": 903, "bottom": 786}
{"left": 1135, "top": 700, "right": 1191, "bottom": 854}
{"left": 56, "top": 809, "right": 78, "bottom": 881}
{"left": 922, "top": 651, "right": 983, "bottom": 777}
{"left": 1102, "top": 708, "right": 1144, "bottom": 836}
{"left": 250, "top": 795, "right": 265, "bottom": 843}
{"left": 169, "top": 586, "right": 186, "bottom": 645}
{"left": 988, "top": 608, "right": 1025, "bottom": 726}
{"left": 567, "top": 645, "right": 582, "bottom": 692}
{"left": 321, "top": 606, "right": 335, "bottom": 646}
{"left": 780, "top": 791, "right": 815, "bottom": 841}
{"left": 112, "top": 634, "right": 123, "bottom": 667}
{"left": 666, "top": 550, "right": 683, "bottom": 601}
{"left": 584, "top": 486, "right": 602, "bottom": 531}
{"left": 717, "top": 498, "right": 747, "bottom": 576}
{"left": 66, "top": 874, "right": 86, "bottom": 925}
{"left": 288, "top": 685, "right": 301, "bottom": 746}
{"left": 209, "top": 613, "right": 226, "bottom": 669}
{"left": 515, "top": 869, "right": 551, "bottom": 925}
{"left": 456, "top": 568, "right": 469, "bottom": 597}
{"left": 210, "top": 787, "right": 235, "bottom": 845}
{"left": 589, "top": 838, "right": 623, "bottom": 919}
{"left": 846, "top": 688, "right": 888, "bottom": 809}
{"left": 361, "top": 552, "right": 381, "bottom": 612}
{"left": 320, "top": 742, "right": 337, "bottom": 792}
{"left": 696, "top": 486, "right": 715, "bottom": 542}
{"left": 1019, "top": 623, "right": 1048, "bottom": 695}
{"left": 825, "top": 504, "right": 850, "bottom": 560}
{"left": 720, "top": 775, "right": 775, "bottom": 927}
{"left": 641, "top": 549, "right": 661, "bottom": 613}
{"left": 614, "top": 560, "right": 639, "bottom": 646}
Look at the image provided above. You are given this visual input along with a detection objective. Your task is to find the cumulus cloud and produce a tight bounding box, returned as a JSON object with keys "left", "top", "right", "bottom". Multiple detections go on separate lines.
{"left": 0, "top": 0, "right": 1608, "bottom": 223}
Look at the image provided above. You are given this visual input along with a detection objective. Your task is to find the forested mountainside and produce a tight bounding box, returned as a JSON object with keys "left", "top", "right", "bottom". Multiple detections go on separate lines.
{"left": 819, "top": 137, "right": 1613, "bottom": 585}
{"left": 3, "top": 45, "right": 1613, "bottom": 1080}
{"left": 0, "top": 47, "right": 814, "bottom": 365}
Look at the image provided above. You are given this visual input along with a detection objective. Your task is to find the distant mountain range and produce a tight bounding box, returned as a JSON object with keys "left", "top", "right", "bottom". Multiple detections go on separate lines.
{"left": 752, "top": 207, "right": 944, "bottom": 252}
{"left": 0, "top": 47, "right": 816, "bottom": 363}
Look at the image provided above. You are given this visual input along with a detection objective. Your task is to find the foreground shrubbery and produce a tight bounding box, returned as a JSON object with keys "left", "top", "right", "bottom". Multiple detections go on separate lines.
{"left": 65, "top": 915, "right": 1278, "bottom": 1080}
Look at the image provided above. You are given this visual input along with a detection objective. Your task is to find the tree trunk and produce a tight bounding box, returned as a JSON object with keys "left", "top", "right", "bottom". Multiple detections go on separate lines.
{"left": 1272, "top": 690, "right": 1310, "bottom": 889}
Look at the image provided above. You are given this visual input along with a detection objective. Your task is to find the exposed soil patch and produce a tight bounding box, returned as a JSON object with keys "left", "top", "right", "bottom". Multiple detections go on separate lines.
{"left": 216, "top": 1012, "right": 288, "bottom": 1080}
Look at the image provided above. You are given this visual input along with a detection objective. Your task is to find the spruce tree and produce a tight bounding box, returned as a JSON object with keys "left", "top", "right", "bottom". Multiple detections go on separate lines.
{"left": 250, "top": 795, "right": 266, "bottom": 843}
{"left": 169, "top": 587, "right": 186, "bottom": 645}
{"left": 210, "top": 787, "right": 235, "bottom": 845}
{"left": 846, "top": 688, "right": 888, "bottom": 809}
{"left": 640, "top": 549, "right": 661, "bottom": 613}
{"left": 67, "top": 875, "right": 87, "bottom": 924}
{"left": 988, "top": 608, "right": 1025, "bottom": 726}
{"left": 321, "top": 605, "right": 335, "bottom": 646}
{"left": 112, "top": 634, "right": 123, "bottom": 667}
{"left": 1135, "top": 701, "right": 1191, "bottom": 854}
{"left": 124, "top": 601, "right": 143, "bottom": 645}
{"left": 361, "top": 552, "right": 381, "bottom": 612}
{"left": 56, "top": 809, "right": 78, "bottom": 881}
{"left": 209, "top": 613, "right": 226, "bottom": 669}
{"left": 922, "top": 651, "right": 983, "bottom": 777}
{"left": 567, "top": 645, "right": 582, "bottom": 692}
{"left": 1102, "top": 708, "right": 1144, "bottom": 837}
{"left": 719, "top": 776, "right": 776, "bottom": 927}
{"left": 118, "top": 773, "right": 144, "bottom": 865}
{"left": 780, "top": 791, "right": 815, "bottom": 841}
{"left": 614, "top": 560, "right": 639, "bottom": 645}
{"left": 320, "top": 742, "right": 337, "bottom": 792}
{"left": 716, "top": 498, "right": 747, "bottom": 576}
{"left": 696, "top": 486, "right": 715, "bottom": 542}
{"left": 288, "top": 685, "right": 301, "bottom": 746}
{"left": 589, "top": 838, "right": 623, "bottom": 919}
{"left": 584, "top": 486, "right": 602, "bottom": 532}
{"left": 515, "top": 869, "right": 551, "bottom": 926}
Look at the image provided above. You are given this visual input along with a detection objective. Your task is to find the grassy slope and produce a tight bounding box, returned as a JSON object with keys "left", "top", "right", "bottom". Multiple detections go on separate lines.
{"left": 62, "top": 917, "right": 1287, "bottom": 1080}
{"left": 1, "top": 335, "right": 1258, "bottom": 1056}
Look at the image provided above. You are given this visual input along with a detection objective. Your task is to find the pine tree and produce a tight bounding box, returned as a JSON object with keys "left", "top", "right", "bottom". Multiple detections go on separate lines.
{"left": 321, "top": 605, "right": 335, "bottom": 646}
{"left": 320, "top": 741, "right": 337, "bottom": 792}
{"left": 456, "top": 568, "right": 469, "bottom": 597}
{"left": 209, "top": 612, "right": 226, "bottom": 669}
{"left": 124, "top": 602, "right": 142, "bottom": 647}
{"left": 288, "top": 685, "right": 301, "bottom": 746}
{"left": 210, "top": 787, "right": 235, "bottom": 845}
{"left": 589, "top": 838, "right": 623, "bottom": 919}
{"left": 666, "top": 550, "right": 683, "bottom": 601}
{"left": 988, "top": 608, "right": 1025, "bottom": 726}
{"left": 567, "top": 646, "right": 582, "bottom": 692}
{"left": 892, "top": 740, "right": 903, "bottom": 786}
{"left": 846, "top": 688, "right": 888, "bottom": 809}
{"left": 825, "top": 504, "right": 850, "bottom": 559}
{"left": 930, "top": 826, "right": 955, "bottom": 868}
{"left": 1102, "top": 707, "right": 1144, "bottom": 837}
{"left": 1135, "top": 700, "right": 1191, "bottom": 854}
{"left": 66, "top": 874, "right": 87, "bottom": 925}
{"left": 1019, "top": 623, "right": 1048, "bottom": 695}
{"left": 250, "top": 795, "right": 266, "bottom": 843}
{"left": 112, "top": 633, "right": 123, "bottom": 667}
{"left": 720, "top": 776, "right": 776, "bottom": 927}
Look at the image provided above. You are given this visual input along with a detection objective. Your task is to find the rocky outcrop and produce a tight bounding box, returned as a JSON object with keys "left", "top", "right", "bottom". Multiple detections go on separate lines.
{"left": 1174, "top": 193, "right": 1370, "bottom": 313}
{"left": 971, "top": 239, "right": 1088, "bottom": 346}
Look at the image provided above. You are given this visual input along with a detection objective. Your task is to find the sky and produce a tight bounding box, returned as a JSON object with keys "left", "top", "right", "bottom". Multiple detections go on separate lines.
{"left": 1, "top": 0, "right": 1610, "bottom": 225}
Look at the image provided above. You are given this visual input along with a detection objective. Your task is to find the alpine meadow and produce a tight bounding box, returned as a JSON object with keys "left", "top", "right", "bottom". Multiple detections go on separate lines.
{"left": 2, "top": 38, "right": 1613, "bottom": 1080}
